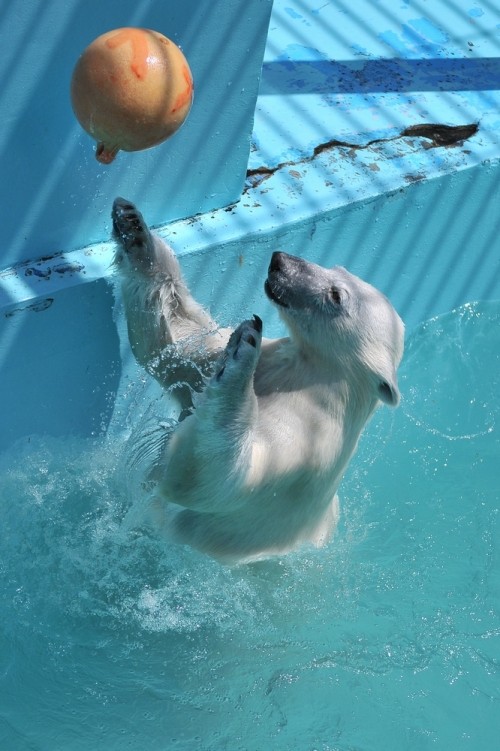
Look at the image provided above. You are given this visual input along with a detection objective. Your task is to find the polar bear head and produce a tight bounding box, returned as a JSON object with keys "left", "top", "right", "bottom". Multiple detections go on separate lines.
{"left": 265, "top": 251, "right": 404, "bottom": 407}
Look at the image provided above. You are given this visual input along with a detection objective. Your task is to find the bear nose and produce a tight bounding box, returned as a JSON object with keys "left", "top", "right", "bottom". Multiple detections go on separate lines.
{"left": 269, "top": 251, "right": 286, "bottom": 273}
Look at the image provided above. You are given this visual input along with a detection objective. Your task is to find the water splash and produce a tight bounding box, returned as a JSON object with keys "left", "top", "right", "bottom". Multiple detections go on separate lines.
{"left": 0, "top": 301, "right": 499, "bottom": 749}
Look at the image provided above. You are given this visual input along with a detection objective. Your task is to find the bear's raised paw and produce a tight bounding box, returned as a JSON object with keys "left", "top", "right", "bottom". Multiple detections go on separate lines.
{"left": 215, "top": 315, "right": 262, "bottom": 383}
{"left": 112, "top": 197, "right": 155, "bottom": 272}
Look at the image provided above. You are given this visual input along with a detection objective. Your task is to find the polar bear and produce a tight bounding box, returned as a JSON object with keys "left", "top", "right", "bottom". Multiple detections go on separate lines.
{"left": 112, "top": 197, "right": 404, "bottom": 564}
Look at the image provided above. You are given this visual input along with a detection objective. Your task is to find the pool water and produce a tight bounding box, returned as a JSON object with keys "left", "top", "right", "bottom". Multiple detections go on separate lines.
{"left": 1, "top": 301, "right": 499, "bottom": 750}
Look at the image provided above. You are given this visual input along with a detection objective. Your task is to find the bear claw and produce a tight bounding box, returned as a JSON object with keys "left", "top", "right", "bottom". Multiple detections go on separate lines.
{"left": 252, "top": 314, "right": 263, "bottom": 333}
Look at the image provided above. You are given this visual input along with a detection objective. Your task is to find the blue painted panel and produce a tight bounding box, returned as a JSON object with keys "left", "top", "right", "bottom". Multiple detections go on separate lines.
{"left": 0, "top": 280, "right": 120, "bottom": 452}
{"left": 253, "top": 0, "right": 500, "bottom": 167}
{"left": 0, "top": 0, "right": 272, "bottom": 267}
{"left": 2, "top": 0, "right": 500, "bottom": 448}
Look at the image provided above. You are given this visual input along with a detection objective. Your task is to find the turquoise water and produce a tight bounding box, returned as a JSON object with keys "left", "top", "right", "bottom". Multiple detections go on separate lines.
{"left": 1, "top": 301, "right": 499, "bottom": 750}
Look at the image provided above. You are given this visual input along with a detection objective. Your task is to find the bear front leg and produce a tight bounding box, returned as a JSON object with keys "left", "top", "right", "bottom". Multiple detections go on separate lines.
{"left": 112, "top": 198, "right": 229, "bottom": 409}
{"left": 155, "top": 316, "right": 263, "bottom": 513}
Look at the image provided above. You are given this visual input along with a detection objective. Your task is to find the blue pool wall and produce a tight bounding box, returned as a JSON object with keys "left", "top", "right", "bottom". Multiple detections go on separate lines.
{"left": 1, "top": 0, "right": 500, "bottom": 452}
{"left": 1, "top": 159, "right": 499, "bottom": 453}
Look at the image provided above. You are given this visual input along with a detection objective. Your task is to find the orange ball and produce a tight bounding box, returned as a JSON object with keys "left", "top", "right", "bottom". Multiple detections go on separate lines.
{"left": 71, "top": 28, "right": 194, "bottom": 164}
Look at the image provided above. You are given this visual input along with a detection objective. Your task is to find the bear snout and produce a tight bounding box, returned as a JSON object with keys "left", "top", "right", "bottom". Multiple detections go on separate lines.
{"left": 269, "top": 250, "right": 307, "bottom": 273}
{"left": 267, "top": 251, "right": 309, "bottom": 308}
{"left": 266, "top": 252, "right": 288, "bottom": 307}
{"left": 269, "top": 250, "right": 287, "bottom": 273}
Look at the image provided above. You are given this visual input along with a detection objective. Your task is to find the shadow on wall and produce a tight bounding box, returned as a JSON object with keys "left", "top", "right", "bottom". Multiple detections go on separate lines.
{"left": 260, "top": 57, "right": 500, "bottom": 95}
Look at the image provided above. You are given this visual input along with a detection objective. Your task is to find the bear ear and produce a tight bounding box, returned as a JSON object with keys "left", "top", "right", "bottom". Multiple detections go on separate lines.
{"left": 377, "top": 375, "right": 400, "bottom": 407}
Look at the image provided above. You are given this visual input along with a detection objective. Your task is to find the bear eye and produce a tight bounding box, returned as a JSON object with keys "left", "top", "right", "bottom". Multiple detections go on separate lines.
{"left": 329, "top": 286, "right": 342, "bottom": 305}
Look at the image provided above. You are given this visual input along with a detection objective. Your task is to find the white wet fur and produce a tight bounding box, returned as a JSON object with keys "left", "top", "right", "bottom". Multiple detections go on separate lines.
{"left": 113, "top": 198, "right": 404, "bottom": 564}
